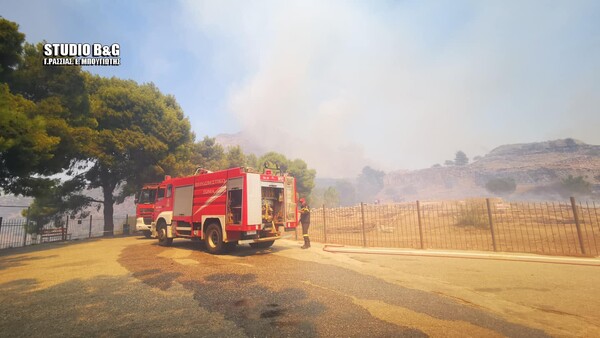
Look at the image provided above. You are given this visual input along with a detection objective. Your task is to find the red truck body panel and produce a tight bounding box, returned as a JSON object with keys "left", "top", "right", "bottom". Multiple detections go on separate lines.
{"left": 151, "top": 167, "right": 298, "bottom": 243}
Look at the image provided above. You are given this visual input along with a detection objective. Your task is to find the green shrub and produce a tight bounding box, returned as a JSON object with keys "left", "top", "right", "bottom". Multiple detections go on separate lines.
{"left": 485, "top": 178, "right": 516, "bottom": 196}
{"left": 559, "top": 175, "right": 591, "bottom": 197}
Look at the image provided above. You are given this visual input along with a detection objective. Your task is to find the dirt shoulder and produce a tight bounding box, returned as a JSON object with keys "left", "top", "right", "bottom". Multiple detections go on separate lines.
{"left": 274, "top": 240, "right": 600, "bottom": 337}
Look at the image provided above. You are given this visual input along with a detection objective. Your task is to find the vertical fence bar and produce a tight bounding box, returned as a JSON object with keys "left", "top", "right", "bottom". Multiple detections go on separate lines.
{"left": 23, "top": 207, "right": 30, "bottom": 247}
{"left": 89, "top": 215, "right": 93, "bottom": 238}
{"left": 64, "top": 216, "right": 69, "bottom": 241}
{"left": 580, "top": 201, "right": 593, "bottom": 255}
{"left": 440, "top": 203, "right": 448, "bottom": 249}
{"left": 536, "top": 202, "right": 549, "bottom": 254}
{"left": 360, "top": 202, "right": 367, "bottom": 247}
{"left": 477, "top": 202, "right": 486, "bottom": 250}
{"left": 593, "top": 202, "right": 600, "bottom": 255}
{"left": 397, "top": 205, "right": 404, "bottom": 247}
{"left": 585, "top": 201, "right": 598, "bottom": 255}
{"left": 547, "top": 202, "right": 561, "bottom": 254}
{"left": 570, "top": 197, "right": 586, "bottom": 255}
{"left": 444, "top": 202, "right": 456, "bottom": 249}
{"left": 530, "top": 202, "right": 542, "bottom": 253}
{"left": 556, "top": 201, "right": 573, "bottom": 254}
{"left": 322, "top": 204, "right": 327, "bottom": 243}
{"left": 486, "top": 198, "right": 497, "bottom": 251}
{"left": 533, "top": 202, "right": 545, "bottom": 253}
{"left": 524, "top": 202, "right": 535, "bottom": 253}
{"left": 416, "top": 200, "right": 424, "bottom": 249}
{"left": 506, "top": 203, "right": 516, "bottom": 252}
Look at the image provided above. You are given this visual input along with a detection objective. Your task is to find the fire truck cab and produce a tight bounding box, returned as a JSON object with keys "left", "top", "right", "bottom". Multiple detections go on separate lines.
{"left": 135, "top": 183, "right": 160, "bottom": 238}
{"left": 150, "top": 167, "right": 298, "bottom": 254}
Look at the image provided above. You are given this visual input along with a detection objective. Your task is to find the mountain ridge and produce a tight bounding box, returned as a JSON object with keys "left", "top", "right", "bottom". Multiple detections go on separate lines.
{"left": 383, "top": 139, "right": 600, "bottom": 201}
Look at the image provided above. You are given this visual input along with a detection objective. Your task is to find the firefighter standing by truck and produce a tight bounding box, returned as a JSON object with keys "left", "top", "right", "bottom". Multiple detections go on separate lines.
{"left": 299, "top": 198, "right": 311, "bottom": 249}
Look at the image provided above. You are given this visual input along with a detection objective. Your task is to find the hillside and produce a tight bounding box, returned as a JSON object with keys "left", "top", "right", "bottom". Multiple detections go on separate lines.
{"left": 382, "top": 139, "right": 600, "bottom": 201}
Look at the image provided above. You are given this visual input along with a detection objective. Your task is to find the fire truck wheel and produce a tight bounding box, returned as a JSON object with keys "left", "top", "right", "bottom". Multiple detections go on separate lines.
{"left": 249, "top": 241, "right": 275, "bottom": 249}
{"left": 205, "top": 223, "right": 225, "bottom": 254}
{"left": 157, "top": 221, "right": 173, "bottom": 247}
{"left": 143, "top": 231, "right": 152, "bottom": 239}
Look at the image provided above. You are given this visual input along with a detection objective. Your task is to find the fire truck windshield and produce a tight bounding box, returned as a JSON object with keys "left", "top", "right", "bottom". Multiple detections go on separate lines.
{"left": 138, "top": 189, "right": 157, "bottom": 204}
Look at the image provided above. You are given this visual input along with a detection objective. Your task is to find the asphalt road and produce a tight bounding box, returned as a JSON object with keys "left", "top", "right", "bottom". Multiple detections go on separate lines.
{"left": 0, "top": 237, "right": 598, "bottom": 337}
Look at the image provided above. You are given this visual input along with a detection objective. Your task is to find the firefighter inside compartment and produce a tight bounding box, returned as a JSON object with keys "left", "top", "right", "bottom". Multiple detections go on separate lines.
{"left": 299, "top": 198, "right": 311, "bottom": 249}
{"left": 261, "top": 188, "right": 284, "bottom": 231}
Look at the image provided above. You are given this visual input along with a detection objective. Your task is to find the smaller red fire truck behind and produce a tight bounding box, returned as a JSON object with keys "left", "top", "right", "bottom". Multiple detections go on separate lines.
{"left": 135, "top": 183, "right": 160, "bottom": 238}
{"left": 150, "top": 167, "right": 298, "bottom": 254}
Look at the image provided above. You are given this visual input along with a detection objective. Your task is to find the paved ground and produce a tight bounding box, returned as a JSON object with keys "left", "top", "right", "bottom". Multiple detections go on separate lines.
{"left": 0, "top": 236, "right": 598, "bottom": 337}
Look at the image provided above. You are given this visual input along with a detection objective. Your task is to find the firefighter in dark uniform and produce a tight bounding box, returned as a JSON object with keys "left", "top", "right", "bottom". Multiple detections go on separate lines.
{"left": 299, "top": 198, "right": 311, "bottom": 249}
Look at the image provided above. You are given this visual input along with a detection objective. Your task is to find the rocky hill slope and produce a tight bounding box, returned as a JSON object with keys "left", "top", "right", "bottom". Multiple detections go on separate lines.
{"left": 383, "top": 139, "right": 600, "bottom": 201}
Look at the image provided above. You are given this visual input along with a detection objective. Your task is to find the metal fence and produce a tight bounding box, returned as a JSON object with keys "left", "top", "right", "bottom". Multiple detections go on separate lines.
{"left": 296, "top": 197, "right": 600, "bottom": 257}
{"left": 0, "top": 215, "right": 135, "bottom": 250}
{"left": 3, "top": 197, "right": 599, "bottom": 257}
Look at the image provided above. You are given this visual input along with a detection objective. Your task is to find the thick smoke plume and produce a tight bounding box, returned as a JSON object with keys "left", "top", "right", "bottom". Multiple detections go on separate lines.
{"left": 182, "top": 0, "right": 600, "bottom": 177}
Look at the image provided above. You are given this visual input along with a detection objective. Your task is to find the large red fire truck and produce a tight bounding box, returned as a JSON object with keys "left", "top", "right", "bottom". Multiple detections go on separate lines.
{"left": 150, "top": 167, "right": 298, "bottom": 254}
{"left": 135, "top": 183, "right": 160, "bottom": 238}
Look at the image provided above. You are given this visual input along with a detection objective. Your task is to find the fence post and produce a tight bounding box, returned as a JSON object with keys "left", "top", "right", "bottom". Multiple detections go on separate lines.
{"left": 570, "top": 196, "right": 586, "bottom": 255}
{"left": 360, "top": 202, "right": 367, "bottom": 247}
{"left": 23, "top": 207, "right": 30, "bottom": 247}
{"left": 0, "top": 217, "right": 3, "bottom": 233}
{"left": 64, "top": 215, "right": 69, "bottom": 241}
{"left": 89, "top": 215, "right": 93, "bottom": 238}
{"left": 322, "top": 204, "right": 327, "bottom": 243}
{"left": 416, "top": 201, "right": 424, "bottom": 249}
{"left": 486, "top": 198, "right": 497, "bottom": 251}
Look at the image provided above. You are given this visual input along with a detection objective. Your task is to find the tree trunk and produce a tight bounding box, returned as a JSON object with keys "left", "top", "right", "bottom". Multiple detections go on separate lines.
{"left": 100, "top": 168, "right": 117, "bottom": 236}
{"left": 102, "top": 179, "right": 116, "bottom": 237}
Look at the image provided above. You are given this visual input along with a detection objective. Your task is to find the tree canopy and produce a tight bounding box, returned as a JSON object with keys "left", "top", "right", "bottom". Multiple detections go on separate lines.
{"left": 356, "top": 166, "right": 385, "bottom": 203}
{"left": 0, "top": 17, "right": 25, "bottom": 81}
{"left": 80, "top": 74, "right": 194, "bottom": 234}
{"left": 0, "top": 18, "right": 195, "bottom": 234}
{"left": 1, "top": 22, "right": 95, "bottom": 196}
{"left": 258, "top": 152, "right": 316, "bottom": 198}
{"left": 454, "top": 151, "right": 469, "bottom": 166}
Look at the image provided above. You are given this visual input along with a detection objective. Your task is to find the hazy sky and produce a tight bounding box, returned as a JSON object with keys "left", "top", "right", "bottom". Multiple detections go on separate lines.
{"left": 2, "top": 0, "right": 599, "bottom": 177}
